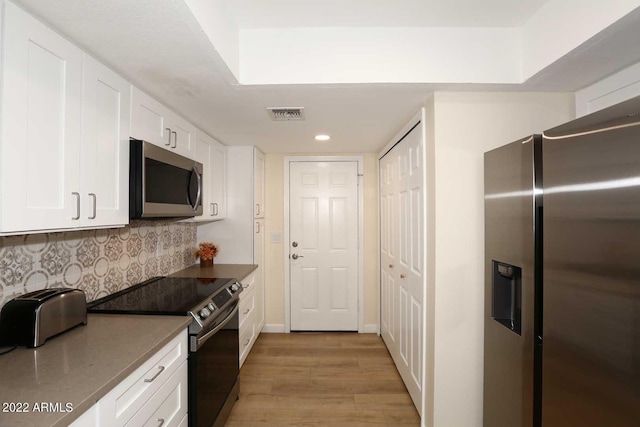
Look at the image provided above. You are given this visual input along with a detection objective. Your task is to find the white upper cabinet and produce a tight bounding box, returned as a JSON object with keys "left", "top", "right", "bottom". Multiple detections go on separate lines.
{"left": 131, "top": 86, "right": 195, "bottom": 159}
{"left": 1, "top": 1, "right": 82, "bottom": 233}
{"left": 210, "top": 137, "right": 227, "bottom": 219}
{"left": 193, "top": 130, "right": 226, "bottom": 221}
{"left": 81, "top": 55, "right": 131, "bottom": 228}
{"left": 253, "top": 148, "right": 265, "bottom": 218}
{"left": 0, "top": 2, "right": 130, "bottom": 234}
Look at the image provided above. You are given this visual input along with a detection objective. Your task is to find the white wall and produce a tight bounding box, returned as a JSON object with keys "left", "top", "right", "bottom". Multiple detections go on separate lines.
{"left": 240, "top": 27, "right": 521, "bottom": 84}
{"left": 522, "top": 0, "right": 640, "bottom": 81}
{"left": 424, "top": 92, "right": 575, "bottom": 427}
{"left": 184, "top": 0, "right": 241, "bottom": 81}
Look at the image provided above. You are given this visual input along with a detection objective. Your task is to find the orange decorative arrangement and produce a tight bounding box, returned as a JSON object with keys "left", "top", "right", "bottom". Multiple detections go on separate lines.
{"left": 194, "top": 242, "right": 218, "bottom": 268}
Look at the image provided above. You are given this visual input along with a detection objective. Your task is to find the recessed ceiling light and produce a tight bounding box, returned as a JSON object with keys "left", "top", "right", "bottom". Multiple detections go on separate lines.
{"left": 315, "top": 134, "right": 330, "bottom": 141}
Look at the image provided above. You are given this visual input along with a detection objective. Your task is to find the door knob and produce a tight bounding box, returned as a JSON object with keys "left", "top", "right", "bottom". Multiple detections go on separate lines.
{"left": 400, "top": 274, "right": 406, "bottom": 279}
{"left": 291, "top": 253, "right": 304, "bottom": 260}
{"left": 292, "top": 241, "right": 298, "bottom": 247}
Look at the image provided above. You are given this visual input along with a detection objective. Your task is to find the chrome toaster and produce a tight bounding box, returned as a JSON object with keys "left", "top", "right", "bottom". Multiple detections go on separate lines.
{"left": 0, "top": 288, "right": 87, "bottom": 348}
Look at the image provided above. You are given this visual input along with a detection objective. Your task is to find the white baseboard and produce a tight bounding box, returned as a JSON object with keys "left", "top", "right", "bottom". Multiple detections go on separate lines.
{"left": 362, "top": 324, "right": 378, "bottom": 334}
{"left": 262, "top": 323, "right": 286, "bottom": 333}
{"left": 261, "top": 323, "right": 378, "bottom": 333}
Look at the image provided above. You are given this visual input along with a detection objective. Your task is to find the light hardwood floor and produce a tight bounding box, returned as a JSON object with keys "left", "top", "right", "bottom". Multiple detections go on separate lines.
{"left": 226, "top": 333, "right": 420, "bottom": 426}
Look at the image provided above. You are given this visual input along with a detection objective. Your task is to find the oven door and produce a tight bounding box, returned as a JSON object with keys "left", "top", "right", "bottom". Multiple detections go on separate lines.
{"left": 130, "top": 139, "right": 203, "bottom": 218}
{"left": 188, "top": 301, "right": 239, "bottom": 427}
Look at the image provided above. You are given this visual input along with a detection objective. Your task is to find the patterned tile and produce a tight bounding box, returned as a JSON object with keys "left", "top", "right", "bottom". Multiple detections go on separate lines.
{"left": 0, "top": 221, "right": 197, "bottom": 306}
{"left": 105, "top": 236, "right": 123, "bottom": 262}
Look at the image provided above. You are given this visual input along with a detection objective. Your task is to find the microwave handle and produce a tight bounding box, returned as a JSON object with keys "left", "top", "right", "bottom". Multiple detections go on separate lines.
{"left": 191, "top": 166, "right": 202, "bottom": 211}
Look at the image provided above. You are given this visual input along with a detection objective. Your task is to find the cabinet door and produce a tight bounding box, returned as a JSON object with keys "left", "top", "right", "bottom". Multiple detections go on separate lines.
{"left": 169, "top": 113, "right": 195, "bottom": 159}
{"left": 1, "top": 2, "right": 82, "bottom": 233}
{"left": 130, "top": 86, "right": 169, "bottom": 147}
{"left": 253, "top": 219, "right": 265, "bottom": 331}
{"left": 195, "top": 131, "right": 213, "bottom": 218}
{"left": 81, "top": 55, "right": 130, "bottom": 227}
{"left": 253, "top": 148, "right": 265, "bottom": 218}
{"left": 210, "top": 138, "right": 227, "bottom": 219}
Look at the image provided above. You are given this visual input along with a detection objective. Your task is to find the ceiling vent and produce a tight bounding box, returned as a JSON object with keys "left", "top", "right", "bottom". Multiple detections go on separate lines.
{"left": 267, "top": 107, "right": 305, "bottom": 121}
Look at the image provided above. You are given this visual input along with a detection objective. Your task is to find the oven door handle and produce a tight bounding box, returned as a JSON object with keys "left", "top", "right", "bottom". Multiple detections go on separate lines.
{"left": 196, "top": 303, "right": 239, "bottom": 350}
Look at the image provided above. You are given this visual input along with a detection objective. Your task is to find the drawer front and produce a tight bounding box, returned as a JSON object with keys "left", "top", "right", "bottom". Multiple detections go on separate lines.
{"left": 101, "top": 331, "right": 188, "bottom": 426}
{"left": 127, "top": 361, "right": 187, "bottom": 427}
{"left": 125, "top": 361, "right": 188, "bottom": 427}
{"left": 238, "top": 286, "right": 256, "bottom": 328}
{"left": 239, "top": 311, "right": 256, "bottom": 367}
{"left": 240, "top": 271, "right": 256, "bottom": 295}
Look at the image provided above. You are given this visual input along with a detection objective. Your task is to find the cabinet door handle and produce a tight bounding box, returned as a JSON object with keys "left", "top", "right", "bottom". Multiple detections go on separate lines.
{"left": 171, "top": 131, "right": 177, "bottom": 148}
{"left": 400, "top": 274, "right": 406, "bottom": 279}
{"left": 72, "top": 192, "right": 80, "bottom": 220}
{"left": 255, "top": 221, "right": 260, "bottom": 233}
{"left": 165, "top": 128, "right": 171, "bottom": 146}
{"left": 157, "top": 418, "right": 165, "bottom": 427}
{"left": 243, "top": 339, "right": 250, "bottom": 347}
{"left": 255, "top": 203, "right": 260, "bottom": 216}
{"left": 210, "top": 203, "right": 214, "bottom": 216}
{"left": 243, "top": 308, "right": 250, "bottom": 315}
{"left": 144, "top": 366, "right": 165, "bottom": 383}
{"left": 88, "top": 193, "right": 97, "bottom": 219}
{"left": 213, "top": 203, "right": 218, "bottom": 216}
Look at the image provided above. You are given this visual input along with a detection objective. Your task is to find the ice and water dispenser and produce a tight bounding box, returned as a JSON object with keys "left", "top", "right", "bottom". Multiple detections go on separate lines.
{"left": 492, "top": 261, "right": 522, "bottom": 334}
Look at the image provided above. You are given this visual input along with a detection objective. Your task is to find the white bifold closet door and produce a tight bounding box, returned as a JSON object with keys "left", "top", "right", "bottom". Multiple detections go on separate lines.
{"left": 380, "top": 118, "right": 425, "bottom": 414}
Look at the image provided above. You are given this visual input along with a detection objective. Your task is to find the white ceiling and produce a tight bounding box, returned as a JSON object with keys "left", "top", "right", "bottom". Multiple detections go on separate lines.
{"left": 12, "top": 0, "right": 640, "bottom": 153}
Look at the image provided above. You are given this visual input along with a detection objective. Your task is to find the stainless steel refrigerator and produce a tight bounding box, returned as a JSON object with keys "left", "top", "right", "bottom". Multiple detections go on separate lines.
{"left": 484, "top": 96, "right": 640, "bottom": 426}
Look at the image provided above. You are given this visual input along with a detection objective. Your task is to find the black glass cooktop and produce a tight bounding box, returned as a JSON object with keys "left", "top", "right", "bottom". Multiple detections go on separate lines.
{"left": 87, "top": 276, "right": 234, "bottom": 315}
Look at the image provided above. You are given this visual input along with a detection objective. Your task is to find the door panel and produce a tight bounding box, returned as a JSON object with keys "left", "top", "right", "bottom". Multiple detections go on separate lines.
{"left": 290, "top": 161, "right": 358, "bottom": 331}
{"left": 379, "top": 120, "right": 424, "bottom": 414}
{"left": 81, "top": 55, "right": 130, "bottom": 227}
{"left": 1, "top": 2, "right": 82, "bottom": 232}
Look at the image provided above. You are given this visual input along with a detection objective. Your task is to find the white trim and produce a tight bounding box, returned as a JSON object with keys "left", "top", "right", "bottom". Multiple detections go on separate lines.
{"left": 284, "top": 155, "right": 365, "bottom": 333}
{"left": 575, "top": 61, "right": 640, "bottom": 117}
{"left": 261, "top": 324, "right": 286, "bottom": 333}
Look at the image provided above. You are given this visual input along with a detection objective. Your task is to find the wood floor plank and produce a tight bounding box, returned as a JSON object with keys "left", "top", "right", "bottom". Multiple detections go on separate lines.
{"left": 228, "top": 333, "right": 420, "bottom": 426}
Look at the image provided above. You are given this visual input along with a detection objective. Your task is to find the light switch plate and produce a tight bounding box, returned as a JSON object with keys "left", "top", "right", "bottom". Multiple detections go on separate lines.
{"left": 271, "top": 231, "right": 282, "bottom": 243}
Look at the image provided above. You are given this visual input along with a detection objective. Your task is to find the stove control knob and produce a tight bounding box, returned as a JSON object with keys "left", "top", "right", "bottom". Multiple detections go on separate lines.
{"left": 230, "top": 282, "right": 241, "bottom": 292}
{"left": 199, "top": 307, "right": 211, "bottom": 319}
{"left": 208, "top": 302, "right": 215, "bottom": 311}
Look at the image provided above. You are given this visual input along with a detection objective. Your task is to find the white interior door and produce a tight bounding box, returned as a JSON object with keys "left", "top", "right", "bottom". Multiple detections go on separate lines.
{"left": 289, "top": 161, "right": 359, "bottom": 331}
{"left": 380, "top": 120, "right": 424, "bottom": 414}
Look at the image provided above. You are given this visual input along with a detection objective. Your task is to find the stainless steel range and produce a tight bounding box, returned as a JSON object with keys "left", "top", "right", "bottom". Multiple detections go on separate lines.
{"left": 88, "top": 276, "right": 243, "bottom": 427}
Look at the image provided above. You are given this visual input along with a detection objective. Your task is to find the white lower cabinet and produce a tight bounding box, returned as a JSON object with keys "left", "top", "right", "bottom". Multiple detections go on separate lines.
{"left": 124, "top": 362, "right": 188, "bottom": 427}
{"left": 238, "top": 270, "right": 263, "bottom": 367}
{"left": 70, "top": 331, "right": 188, "bottom": 427}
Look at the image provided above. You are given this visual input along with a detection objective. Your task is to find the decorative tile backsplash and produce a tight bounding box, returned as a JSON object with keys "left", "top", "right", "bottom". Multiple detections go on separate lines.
{"left": 0, "top": 221, "right": 197, "bottom": 308}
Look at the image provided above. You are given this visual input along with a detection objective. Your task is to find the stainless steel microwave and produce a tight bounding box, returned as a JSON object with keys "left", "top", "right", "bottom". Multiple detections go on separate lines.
{"left": 129, "top": 139, "right": 203, "bottom": 219}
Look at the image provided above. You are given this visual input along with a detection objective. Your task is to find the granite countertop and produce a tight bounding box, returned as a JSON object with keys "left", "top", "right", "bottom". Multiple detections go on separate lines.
{"left": 0, "top": 314, "right": 191, "bottom": 427}
{"left": 170, "top": 263, "right": 258, "bottom": 280}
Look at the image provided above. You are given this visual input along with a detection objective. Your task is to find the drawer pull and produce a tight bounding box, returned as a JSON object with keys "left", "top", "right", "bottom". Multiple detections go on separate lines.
{"left": 157, "top": 418, "right": 165, "bottom": 427}
{"left": 144, "top": 366, "right": 165, "bottom": 383}
{"left": 242, "top": 283, "right": 250, "bottom": 289}
{"left": 243, "top": 308, "right": 250, "bottom": 315}
{"left": 243, "top": 339, "right": 250, "bottom": 347}
{"left": 400, "top": 274, "right": 406, "bottom": 279}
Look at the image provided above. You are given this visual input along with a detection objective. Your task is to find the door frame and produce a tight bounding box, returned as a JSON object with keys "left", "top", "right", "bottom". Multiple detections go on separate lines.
{"left": 284, "top": 156, "right": 365, "bottom": 333}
